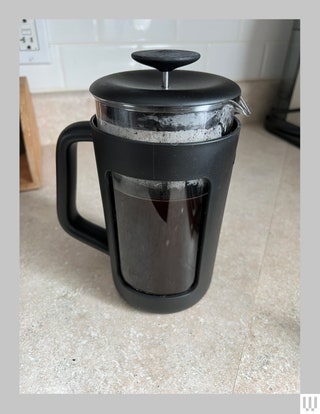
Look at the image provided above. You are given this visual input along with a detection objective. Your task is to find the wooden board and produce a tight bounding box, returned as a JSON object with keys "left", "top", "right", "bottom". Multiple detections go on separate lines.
{"left": 19, "top": 77, "right": 42, "bottom": 191}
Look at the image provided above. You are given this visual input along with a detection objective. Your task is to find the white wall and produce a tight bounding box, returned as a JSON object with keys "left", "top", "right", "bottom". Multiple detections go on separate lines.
{"left": 20, "top": 19, "right": 294, "bottom": 93}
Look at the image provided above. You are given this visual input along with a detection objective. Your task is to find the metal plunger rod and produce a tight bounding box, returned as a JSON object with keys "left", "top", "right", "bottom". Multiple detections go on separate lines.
{"left": 162, "top": 72, "right": 169, "bottom": 89}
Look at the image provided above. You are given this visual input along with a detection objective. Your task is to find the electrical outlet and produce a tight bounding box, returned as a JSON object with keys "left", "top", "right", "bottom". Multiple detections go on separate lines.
{"left": 20, "top": 19, "right": 39, "bottom": 51}
{"left": 19, "top": 19, "right": 50, "bottom": 64}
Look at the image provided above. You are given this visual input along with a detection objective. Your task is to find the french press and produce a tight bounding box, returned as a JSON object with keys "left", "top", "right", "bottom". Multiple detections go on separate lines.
{"left": 56, "top": 49, "right": 250, "bottom": 313}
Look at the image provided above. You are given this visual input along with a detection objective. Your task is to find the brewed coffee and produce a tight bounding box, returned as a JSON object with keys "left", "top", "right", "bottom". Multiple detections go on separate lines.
{"left": 113, "top": 175, "right": 208, "bottom": 295}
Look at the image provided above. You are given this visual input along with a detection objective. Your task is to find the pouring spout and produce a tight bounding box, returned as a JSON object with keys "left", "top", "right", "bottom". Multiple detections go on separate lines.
{"left": 229, "top": 96, "right": 251, "bottom": 117}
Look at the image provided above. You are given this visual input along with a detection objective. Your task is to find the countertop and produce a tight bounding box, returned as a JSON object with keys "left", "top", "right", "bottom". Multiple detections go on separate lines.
{"left": 19, "top": 122, "right": 300, "bottom": 394}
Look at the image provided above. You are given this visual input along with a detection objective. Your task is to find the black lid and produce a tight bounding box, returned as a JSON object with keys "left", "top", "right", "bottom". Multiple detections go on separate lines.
{"left": 89, "top": 50, "right": 241, "bottom": 110}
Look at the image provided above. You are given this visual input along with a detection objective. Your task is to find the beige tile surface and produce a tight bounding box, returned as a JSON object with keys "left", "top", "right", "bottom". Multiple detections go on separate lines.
{"left": 19, "top": 123, "right": 300, "bottom": 394}
{"left": 233, "top": 142, "right": 300, "bottom": 393}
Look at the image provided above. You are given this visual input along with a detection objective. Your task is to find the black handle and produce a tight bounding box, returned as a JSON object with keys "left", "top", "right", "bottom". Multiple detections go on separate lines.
{"left": 131, "top": 49, "right": 200, "bottom": 72}
{"left": 56, "top": 121, "right": 109, "bottom": 254}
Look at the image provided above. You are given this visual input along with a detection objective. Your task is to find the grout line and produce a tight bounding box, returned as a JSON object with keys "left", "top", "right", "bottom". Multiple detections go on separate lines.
{"left": 231, "top": 141, "right": 289, "bottom": 393}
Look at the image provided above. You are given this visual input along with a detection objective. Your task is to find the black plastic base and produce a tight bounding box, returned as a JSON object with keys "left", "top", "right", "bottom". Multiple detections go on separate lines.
{"left": 114, "top": 277, "right": 207, "bottom": 314}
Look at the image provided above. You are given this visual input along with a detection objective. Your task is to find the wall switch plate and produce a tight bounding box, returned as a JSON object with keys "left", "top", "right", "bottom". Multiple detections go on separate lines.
{"left": 19, "top": 19, "right": 50, "bottom": 64}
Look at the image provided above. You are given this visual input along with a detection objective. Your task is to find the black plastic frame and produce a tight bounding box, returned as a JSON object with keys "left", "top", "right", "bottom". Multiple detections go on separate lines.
{"left": 56, "top": 115, "right": 241, "bottom": 313}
